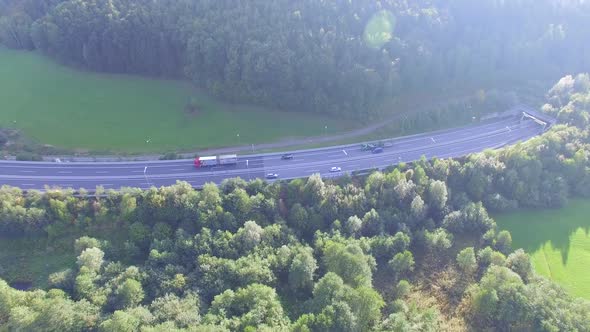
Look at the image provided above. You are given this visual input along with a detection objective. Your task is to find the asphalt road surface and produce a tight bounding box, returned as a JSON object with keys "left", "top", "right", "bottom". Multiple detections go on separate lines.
{"left": 0, "top": 116, "right": 545, "bottom": 191}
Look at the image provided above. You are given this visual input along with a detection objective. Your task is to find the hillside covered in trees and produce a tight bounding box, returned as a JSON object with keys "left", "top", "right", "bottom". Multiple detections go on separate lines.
{"left": 1, "top": 0, "right": 589, "bottom": 119}
{"left": 0, "top": 75, "right": 589, "bottom": 330}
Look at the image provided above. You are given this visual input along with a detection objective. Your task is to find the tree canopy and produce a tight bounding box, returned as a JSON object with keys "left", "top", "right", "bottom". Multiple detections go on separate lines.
{"left": 1, "top": 0, "right": 589, "bottom": 119}
{"left": 1, "top": 74, "right": 590, "bottom": 330}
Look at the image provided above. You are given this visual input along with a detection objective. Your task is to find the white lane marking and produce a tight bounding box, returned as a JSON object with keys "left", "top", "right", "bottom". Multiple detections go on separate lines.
{"left": 0, "top": 126, "right": 537, "bottom": 185}
{"left": 96, "top": 171, "right": 109, "bottom": 174}
{"left": 342, "top": 150, "right": 348, "bottom": 156}
{"left": 171, "top": 168, "right": 184, "bottom": 171}
{"left": 3, "top": 136, "right": 529, "bottom": 184}
{"left": 19, "top": 170, "right": 35, "bottom": 173}
{"left": 132, "top": 170, "right": 144, "bottom": 173}
{"left": 430, "top": 137, "right": 436, "bottom": 143}
{"left": 22, "top": 184, "right": 34, "bottom": 186}
{"left": 58, "top": 171, "right": 72, "bottom": 174}
{"left": 101, "top": 184, "right": 114, "bottom": 186}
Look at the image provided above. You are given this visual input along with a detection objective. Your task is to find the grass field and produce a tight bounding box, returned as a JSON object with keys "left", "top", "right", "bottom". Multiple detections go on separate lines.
{"left": 495, "top": 199, "right": 590, "bottom": 299}
{"left": 0, "top": 234, "right": 76, "bottom": 289}
{"left": 0, "top": 47, "right": 356, "bottom": 154}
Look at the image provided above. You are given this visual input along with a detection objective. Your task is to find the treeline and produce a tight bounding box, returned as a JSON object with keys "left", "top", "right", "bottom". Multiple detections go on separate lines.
{"left": 0, "top": 75, "right": 589, "bottom": 331}
{"left": 1, "top": 0, "right": 589, "bottom": 119}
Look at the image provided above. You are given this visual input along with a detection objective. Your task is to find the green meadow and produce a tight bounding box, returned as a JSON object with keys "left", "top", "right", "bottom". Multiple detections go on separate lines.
{"left": 0, "top": 47, "right": 355, "bottom": 154}
{"left": 0, "top": 235, "right": 75, "bottom": 289}
{"left": 495, "top": 199, "right": 590, "bottom": 299}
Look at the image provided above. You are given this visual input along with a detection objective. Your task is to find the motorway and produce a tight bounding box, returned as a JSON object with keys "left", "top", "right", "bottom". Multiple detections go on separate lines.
{"left": 0, "top": 116, "right": 544, "bottom": 191}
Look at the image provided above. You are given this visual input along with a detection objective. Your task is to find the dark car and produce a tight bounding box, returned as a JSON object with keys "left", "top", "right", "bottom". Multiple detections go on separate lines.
{"left": 372, "top": 147, "right": 384, "bottom": 154}
{"left": 266, "top": 173, "right": 279, "bottom": 179}
{"left": 281, "top": 154, "right": 294, "bottom": 160}
{"left": 363, "top": 144, "right": 376, "bottom": 151}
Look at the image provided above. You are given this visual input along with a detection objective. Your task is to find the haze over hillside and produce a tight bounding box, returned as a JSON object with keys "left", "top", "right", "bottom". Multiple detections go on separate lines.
{"left": 1, "top": 0, "right": 589, "bottom": 120}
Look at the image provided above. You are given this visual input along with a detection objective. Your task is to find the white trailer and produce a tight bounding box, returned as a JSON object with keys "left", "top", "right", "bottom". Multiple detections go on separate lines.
{"left": 194, "top": 154, "right": 238, "bottom": 167}
{"left": 218, "top": 154, "right": 238, "bottom": 165}
{"left": 195, "top": 156, "right": 218, "bottom": 167}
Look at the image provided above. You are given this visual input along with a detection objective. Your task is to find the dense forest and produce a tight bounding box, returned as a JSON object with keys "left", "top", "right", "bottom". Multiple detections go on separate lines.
{"left": 1, "top": 0, "right": 589, "bottom": 119}
{"left": 0, "top": 75, "right": 589, "bottom": 330}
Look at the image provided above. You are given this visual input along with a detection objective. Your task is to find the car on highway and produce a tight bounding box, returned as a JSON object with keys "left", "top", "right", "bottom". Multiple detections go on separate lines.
{"left": 330, "top": 167, "right": 342, "bottom": 172}
{"left": 372, "top": 147, "right": 383, "bottom": 154}
{"left": 266, "top": 173, "right": 279, "bottom": 179}
{"left": 281, "top": 154, "right": 294, "bottom": 160}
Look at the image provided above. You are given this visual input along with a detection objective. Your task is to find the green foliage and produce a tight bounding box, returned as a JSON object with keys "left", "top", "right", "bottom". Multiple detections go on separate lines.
{"left": 443, "top": 202, "right": 495, "bottom": 236}
{"left": 48, "top": 268, "right": 74, "bottom": 291}
{"left": 322, "top": 241, "right": 374, "bottom": 288}
{"left": 196, "top": 253, "right": 276, "bottom": 300}
{"left": 369, "top": 232, "right": 410, "bottom": 263}
{"left": 234, "top": 220, "right": 264, "bottom": 253}
{"left": 310, "top": 273, "right": 385, "bottom": 331}
{"left": 423, "top": 228, "right": 453, "bottom": 253}
{"left": 0, "top": 72, "right": 590, "bottom": 331}
{"left": 394, "top": 280, "right": 411, "bottom": 299}
{"left": 377, "top": 301, "right": 439, "bottom": 332}
{"left": 288, "top": 248, "right": 317, "bottom": 291}
{"left": 99, "top": 309, "right": 146, "bottom": 332}
{"left": 150, "top": 293, "right": 200, "bottom": 328}
{"left": 494, "top": 230, "right": 512, "bottom": 255}
{"left": 477, "top": 246, "right": 507, "bottom": 270}
{"left": 159, "top": 152, "right": 180, "bottom": 160}
{"left": 388, "top": 251, "right": 415, "bottom": 279}
{"left": 15, "top": 152, "right": 42, "bottom": 161}
{"left": 3, "top": 0, "right": 590, "bottom": 123}
{"left": 344, "top": 215, "right": 362, "bottom": 237}
{"left": 114, "top": 279, "right": 145, "bottom": 309}
{"left": 427, "top": 180, "right": 448, "bottom": 213}
{"left": 204, "top": 283, "right": 290, "bottom": 330}
{"left": 1, "top": 282, "right": 101, "bottom": 331}
{"left": 76, "top": 247, "right": 104, "bottom": 273}
{"left": 505, "top": 249, "right": 533, "bottom": 282}
{"left": 465, "top": 265, "right": 590, "bottom": 331}
{"left": 74, "top": 236, "right": 104, "bottom": 256}
{"left": 0, "top": 48, "right": 353, "bottom": 154}
{"left": 361, "top": 208, "right": 383, "bottom": 237}
{"left": 456, "top": 247, "right": 477, "bottom": 275}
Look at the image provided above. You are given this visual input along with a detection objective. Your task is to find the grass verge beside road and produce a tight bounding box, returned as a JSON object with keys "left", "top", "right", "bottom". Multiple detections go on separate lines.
{"left": 0, "top": 47, "right": 356, "bottom": 154}
{"left": 495, "top": 199, "right": 590, "bottom": 300}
